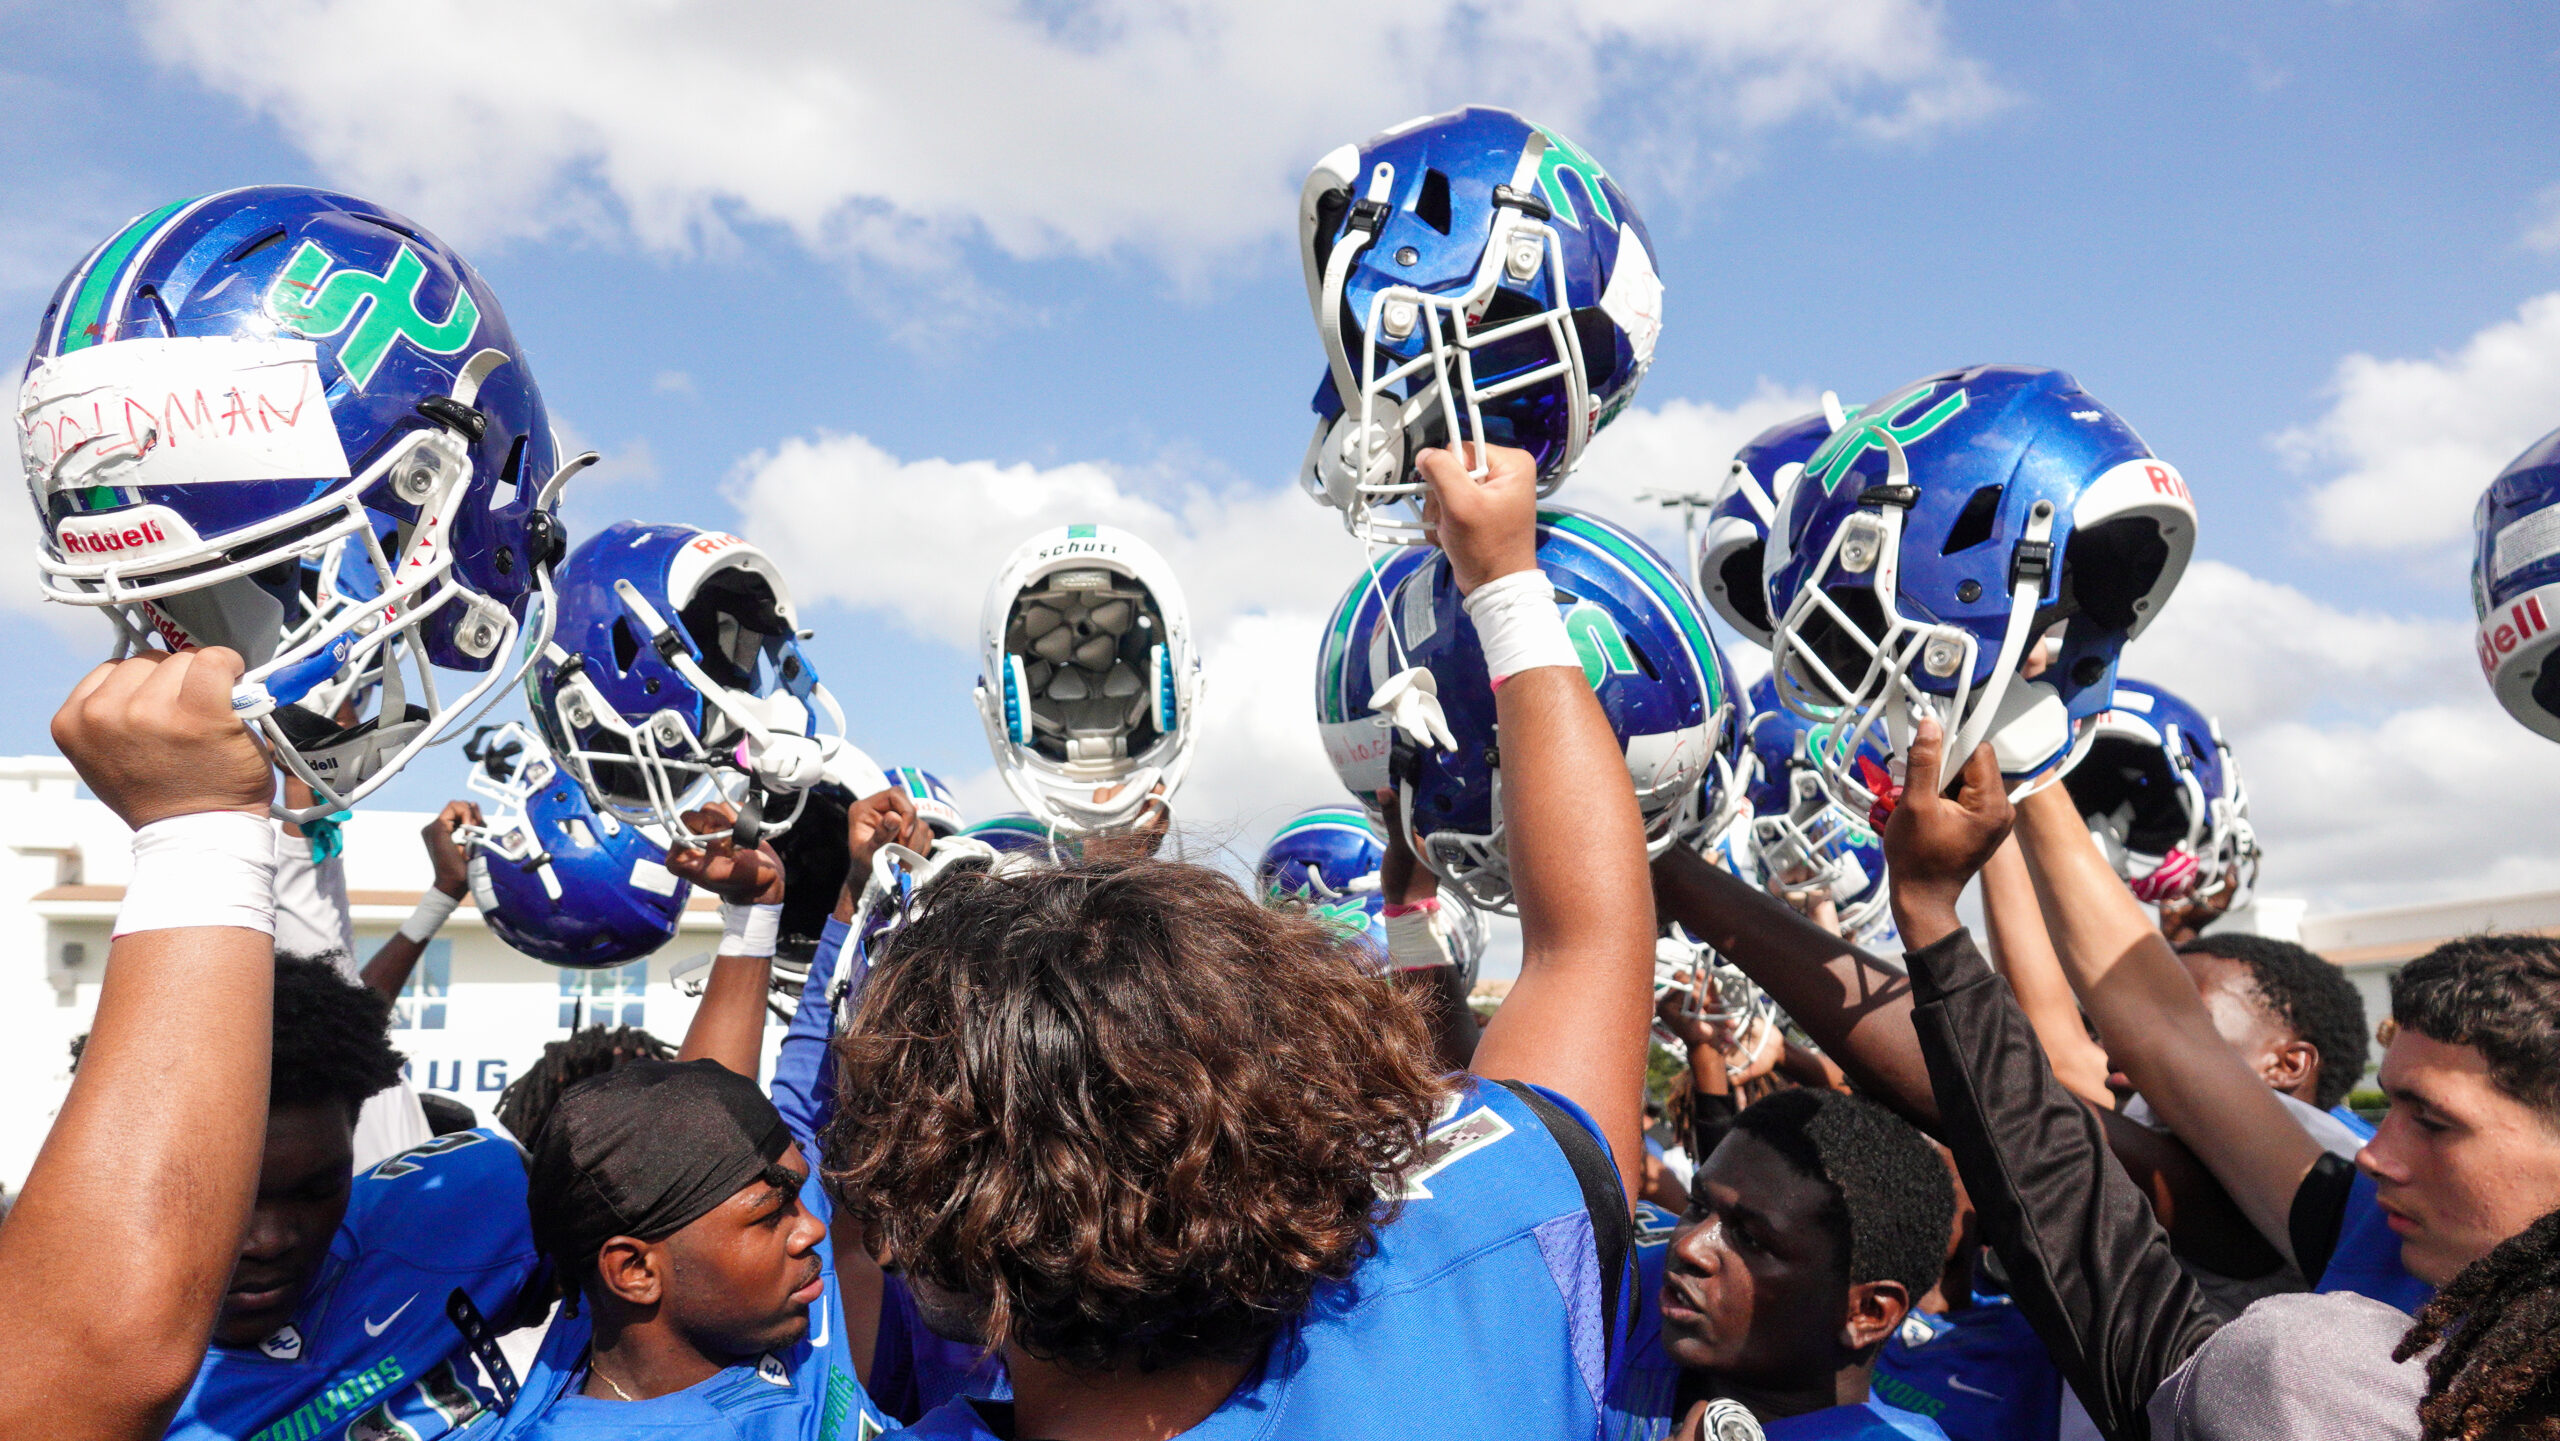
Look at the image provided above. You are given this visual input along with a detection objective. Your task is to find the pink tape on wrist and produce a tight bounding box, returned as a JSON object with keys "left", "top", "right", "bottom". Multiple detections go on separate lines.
{"left": 1489, "top": 672, "right": 1514, "bottom": 693}
{"left": 1382, "top": 898, "right": 1441, "bottom": 918}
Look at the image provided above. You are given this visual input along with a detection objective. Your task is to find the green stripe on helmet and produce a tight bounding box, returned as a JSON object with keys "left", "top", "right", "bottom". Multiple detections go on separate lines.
{"left": 1317, "top": 572, "right": 1371, "bottom": 727}
{"left": 59, "top": 197, "right": 194, "bottom": 355}
{"left": 1541, "top": 509, "right": 1724, "bottom": 713}
{"left": 1272, "top": 807, "right": 1381, "bottom": 842}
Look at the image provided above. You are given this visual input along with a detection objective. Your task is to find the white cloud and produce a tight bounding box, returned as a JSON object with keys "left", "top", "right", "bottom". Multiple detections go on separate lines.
{"left": 2275, "top": 291, "right": 2560, "bottom": 554}
{"left": 137, "top": 0, "right": 2007, "bottom": 273}
{"left": 2124, "top": 560, "right": 2560, "bottom": 910}
{"left": 2524, "top": 184, "right": 2560, "bottom": 256}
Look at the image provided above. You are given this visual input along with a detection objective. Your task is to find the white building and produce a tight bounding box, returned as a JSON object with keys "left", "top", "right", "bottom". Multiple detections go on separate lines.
{"left": 0, "top": 757, "right": 782, "bottom": 1191}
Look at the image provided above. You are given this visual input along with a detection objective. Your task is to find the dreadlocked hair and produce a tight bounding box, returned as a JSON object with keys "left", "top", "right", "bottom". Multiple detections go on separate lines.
{"left": 2396, "top": 1205, "right": 2560, "bottom": 1439}
{"left": 495, "top": 1025, "right": 674, "bottom": 1148}
{"left": 271, "top": 952, "right": 405, "bottom": 1116}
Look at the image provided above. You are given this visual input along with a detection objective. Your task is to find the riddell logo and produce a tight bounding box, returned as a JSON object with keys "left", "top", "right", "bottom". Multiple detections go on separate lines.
{"left": 2478, "top": 595, "right": 2551, "bottom": 677}
{"left": 60, "top": 518, "right": 169, "bottom": 556}
{"left": 2143, "top": 464, "right": 2191, "bottom": 503}
{"left": 688, "top": 532, "right": 743, "bottom": 556}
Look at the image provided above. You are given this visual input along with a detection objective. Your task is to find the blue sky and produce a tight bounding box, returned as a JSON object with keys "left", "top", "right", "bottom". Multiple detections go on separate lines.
{"left": 6, "top": 0, "right": 2560, "bottom": 910}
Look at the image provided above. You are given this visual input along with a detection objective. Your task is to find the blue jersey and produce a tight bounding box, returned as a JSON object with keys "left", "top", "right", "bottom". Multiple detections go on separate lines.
{"left": 897, "top": 1077, "right": 1620, "bottom": 1440}
{"left": 2328, "top": 1104, "right": 2377, "bottom": 1142}
{"left": 1870, "top": 1297, "right": 2064, "bottom": 1441}
{"left": 2316, "top": 1169, "right": 2432, "bottom": 1314}
{"left": 485, "top": 1174, "right": 888, "bottom": 1441}
{"left": 1605, "top": 1203, "right": 1951, "bottom": 1441}
{"left": 167, "top": 1129, "right": 537, "bottom": 1441}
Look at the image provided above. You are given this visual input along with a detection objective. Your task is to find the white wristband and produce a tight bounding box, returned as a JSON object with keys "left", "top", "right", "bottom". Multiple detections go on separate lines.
{"left": 1462, "top": 569, "right": 1579, "bottom": 689}
{"left": 114, "top": 812, "right": 279, "bottom": 939}
{"left": 399, "top": 888, "right": 461, "bottom": 944}
{"left": 1383, "top": 899, "right": 1455, "bottom": 973}
{"left": 720, "top": 901, "right": 783, "bottom": 960}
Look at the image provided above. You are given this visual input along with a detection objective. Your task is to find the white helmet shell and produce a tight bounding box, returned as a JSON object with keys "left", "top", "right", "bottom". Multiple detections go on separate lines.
{"left": 974, "top": 524, "right": 1202, "bottom": 835}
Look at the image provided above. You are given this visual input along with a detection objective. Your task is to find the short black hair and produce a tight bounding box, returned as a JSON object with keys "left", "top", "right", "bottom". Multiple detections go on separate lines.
{"left": 495, "top": 1025, "right": 674, "bottom": 1149}
{"left": 2180, "top": 933, "right": 2371, "bottom": 1111}
{"left": 2393, "top": 936, "right": 2560, "bottom": 1120}
{"left": 271, "top": 952, "right": 405, "bottom": 1116}
{"left": 1732, "top": 1089, "right": 1952, "bottom": 1309}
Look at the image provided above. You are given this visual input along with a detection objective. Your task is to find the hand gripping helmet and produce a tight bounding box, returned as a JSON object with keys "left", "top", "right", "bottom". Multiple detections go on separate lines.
{"left": 1740, "top": 675, "right": 1892, "bottom": 941}
{"left": 2473, "top": 426, "right": 2560, "bottom": 739}
{"left": 1298, "top": 105, "right": 1662, "bottom": 542}
{"left": 457, "top": 723, "right": 689, "bottom": 969}
{"left": 975, "top": 524, "right": 1201, "bottom": 835}
{"left": 885, "top": 766, "right": 965, "bottom": 837}
{"left": 1371, "top": 507, "right": 1739, "bottom": 912}
{"left": 1697, "top": 397, "right": 1849, "bottom": 646}
{"left": 1765, "top": 365, "right": 2197, "bottom": 812}
{"left": 530, "top": 521, "right": 885, "bottom": 844}
{"left": 1257, "top": 804, "right": 1390, "bottom": 961}
{"left": 1314, "top": 545, "right": 1436, "bottom": 814}
{"left": 18, "top": 187, "right": 584, "bottom": 818}
{"left": 2062, "top": 677, "right": 2259, "bottom": 906}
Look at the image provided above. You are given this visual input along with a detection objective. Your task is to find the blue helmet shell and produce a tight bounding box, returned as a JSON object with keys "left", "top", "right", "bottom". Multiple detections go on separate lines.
{"left": 2062, "top": 676, "right": 2258, "bottom": 904}
{"left": 21, "top": 186, "right": 570, "bottom": 815}
{"left": 961, "top": 812, "right": 1065, "bottom": 859}
{"left": 1698, "top": 405, "right": 1843, "bottom": 646}
{"left": 1298, "top": 106, "right": 1660, "bottom": 539}
{"left": 1383, "top": 506, "right": 1739, "bottom": 911}
{"left": 1740, "top": 676, "right": 1891, "bottom": 939}
{"left": 2474, "top": 426, "right": 2560, "bottom": 740}
{"left": 1314, "top": 546, "right": 1436, "bottom": 813}
{"left": 468, "top": 753, "right": 691, "bottom": 970}
{"left": 1765, "top": 365, "right": 2197, "bottom": 807}
{"left": 886, "top": 766, "right": 965, "bottom": 836}
{"left": 1257, "top": 804, "right": 1390, "bottom": 962}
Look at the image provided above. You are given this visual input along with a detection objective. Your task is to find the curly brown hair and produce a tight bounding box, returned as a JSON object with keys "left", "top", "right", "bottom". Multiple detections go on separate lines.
{"left": 820, "top": 857, "right": 1454, "bottom": 1373}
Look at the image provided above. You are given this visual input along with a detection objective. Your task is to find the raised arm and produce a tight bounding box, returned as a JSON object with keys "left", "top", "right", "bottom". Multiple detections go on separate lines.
{"left": 2011, "top": 780, "right": 2322, "bottom": 1258}
{"left": 0, "top": 650, "right": 278, "bottom": 1441}
{"left": 361, "top": 800, "right": 478, "bottom": 1000}
{"left": 1426, "top": 443, "right": 1656, "bottom": 1200}
{"left": 1888, "top": 719, "right": 2223, "bottom": 1436}
{"left": 772, "top": 786, "right": 927, "bottom": 1147}
{"left": 669, "top": 803, "right": 789, "bottom": 1081}
{"left": 1979, "top": 835, "right": 2116, "bottom": 1108}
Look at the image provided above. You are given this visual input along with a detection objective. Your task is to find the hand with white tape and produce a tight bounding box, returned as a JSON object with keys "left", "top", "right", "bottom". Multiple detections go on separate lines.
{"left": 1369, "top": 667, "right": 1456, "bottom": 751}
{"left": 53, "top": 648, "right": 272, "bottom": 829}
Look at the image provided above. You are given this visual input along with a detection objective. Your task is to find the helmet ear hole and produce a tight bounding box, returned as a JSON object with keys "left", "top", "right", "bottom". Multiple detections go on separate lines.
{"left": 1717, "top": 548, "right": 1769, "bottom": 632}
{"left": 1415, "top": 169, "right": 1453, "bottom": 235}
{"left": 2065, "top": 516, "right": 2172, "bottom": 631}
{"left": 611, "top": 617, "right": 641, "bottom": 674}
{"left": 1942, "top": 484, "right": 2003, "bottom": 555}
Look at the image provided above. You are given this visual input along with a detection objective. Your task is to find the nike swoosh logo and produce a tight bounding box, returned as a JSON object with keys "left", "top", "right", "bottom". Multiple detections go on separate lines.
{"left": 1946, "top": 1376, "right": 2003, "bottom": 1401}
{"left": 363, "top": 1295, "right": 417, "bottom": 1337}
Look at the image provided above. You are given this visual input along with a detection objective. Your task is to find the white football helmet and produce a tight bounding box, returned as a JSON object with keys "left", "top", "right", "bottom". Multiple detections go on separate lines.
{"left": 974, "top": 524, "right": 1202, "bottom": 835}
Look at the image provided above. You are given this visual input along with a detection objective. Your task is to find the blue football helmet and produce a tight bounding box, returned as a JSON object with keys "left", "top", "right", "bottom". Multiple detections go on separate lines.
{"left": 1742, "top": 678, "right": 1893, "bottom": 943}
{"left": 1257, "top": 804, "right": 1389, "bottom": 960}
{"left": 530, "top": 521, "right": 885, "bottom": 845}
{"left": 458, "top": 723, "right": 689, "bottom": 969}
{"left": 1297, "top": 105, "right": 1662, "bottom": 542}
{"left": 886, "top": 766, "right": 965, "bottom": 837}
{"left": 959, "top": 812, "right": 1070, "bottom": 862}
{"left": 1697, "top": 398, "right": 1849, "bottom": 647}
{"left": 1352, "top": 507, "right": 1740, "bottom": 912}
{"left": 19, "top": 187, "right": 585, "bottom": 818}
{"left": 1765, "top": 365, "right": 2197, "bottom": 812}
{"left": 2474, "top": 426, "right": 2560, "bottom": 740}
{"left": 2062, "top": 677, "right": 2259, "bottom": 906}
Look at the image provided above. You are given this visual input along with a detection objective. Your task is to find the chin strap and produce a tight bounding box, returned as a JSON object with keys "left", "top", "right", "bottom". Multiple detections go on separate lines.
{"left": 1369, "top": 667, "right": 1455, "bottom": 751}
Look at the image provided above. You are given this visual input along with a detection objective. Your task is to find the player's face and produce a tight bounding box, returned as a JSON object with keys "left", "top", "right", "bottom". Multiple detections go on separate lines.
{"left": 214, "top": 1102, "right": 357, "bottom": 1347}
{"left": 659, "top": 1142, "right": 829, "bottom": 1359}
{"left": 2360, "top": 1029, "right": 2560, "bottom": 1287}
{"left": 1658, "top": 1132, "right": 1849, "bottom": 1381}
{"left": 2179, "top": 954, "right": 2309, "bottom": 1100}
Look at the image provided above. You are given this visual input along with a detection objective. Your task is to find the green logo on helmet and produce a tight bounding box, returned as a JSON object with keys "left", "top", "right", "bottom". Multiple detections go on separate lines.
{"left": 1533, "top": 126, "right": 1618, "bottom": 230}
{"left": 266, "top": 241, "right": 481, "bottom": 391}
{"left": 1565, "top": 602, "right": 1639, "bottom": 688}
{"left": 1802, "top": 381, "right": 1969, "bottom": 495}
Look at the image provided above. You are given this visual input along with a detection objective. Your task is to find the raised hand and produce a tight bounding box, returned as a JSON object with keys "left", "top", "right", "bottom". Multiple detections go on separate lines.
{"left": 1883, "top": 714, "right": 2014, "bottom": 947}
{"left": 52, "top": 649, "right": 272, "bottom": 828}
{"left": 422, "top": 800, "right": 482, "bottom": 898}
{"left": 845, "top": 785, "right": 931, "bottom": 880}
{"left": 1417, "top": 442, "right": 1540, "bottom": 594}
{"left": 668, "top": 803, "right": 786, "bottom": 905}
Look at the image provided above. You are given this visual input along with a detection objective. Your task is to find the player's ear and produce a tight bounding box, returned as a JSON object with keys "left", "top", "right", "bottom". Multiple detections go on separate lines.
{"left": 1840, "top": 1278, "right": 1911, "bottom": 1353}
{"left": 2267, "top": 1037, "right": 2320, "bottom": 1096}
{"left": 594, "top": 1235, "right": 664, "bottom": 1307}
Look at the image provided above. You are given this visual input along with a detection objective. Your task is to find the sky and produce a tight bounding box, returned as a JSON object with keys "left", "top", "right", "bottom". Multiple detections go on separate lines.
{"left": 4, "top": 0, "right": 2560, "bottom": 924}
